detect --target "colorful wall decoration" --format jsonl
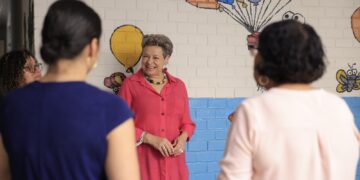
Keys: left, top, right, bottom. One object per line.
{"left": 186, "top": 0, "right": 292, "bottom": 50}
{"left": 336, "top": 63, "right": 360, "bottom": 93}
{"left": 104, "top": 25, "right": 144, "bottom": 93}
{"left": 282, "top": 11, "right": 305, "bottom": 23}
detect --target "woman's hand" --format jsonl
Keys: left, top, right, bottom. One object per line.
{"left": 144, "top": 133, "right": 174, "bottom": 157}
{"left": 172, "top": 132, "right": 188, "bottom": 156}
{"left": 228, "top": 111, "right": 235, "bottom": 122}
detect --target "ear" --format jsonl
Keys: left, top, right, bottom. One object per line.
{"left": 164, "top": 56, "right": 170, "bottom": 65}
{"left": 89, "top": 38, "right": 99, "bottom": 59}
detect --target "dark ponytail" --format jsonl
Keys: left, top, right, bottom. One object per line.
{"left": 40, "top": 0, "right": 101, "bottom": 64}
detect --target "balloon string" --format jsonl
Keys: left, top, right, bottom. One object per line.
{"left": 258, "top": 0, "right": 292, "bottom": 31}
{"left": 259, "top": 0, "right": 282, "bottom": 27}
{"left": 220, "top": 4, "right": 252, "bottom": 32}
{"left": 258, "top": 0, "right": 272, "bottom": 30}
{"left": 234, "top": 2, "right": 250, "bottom": 26}
{"left": 253, "top": 5, "right": 257, "bottom": 30}
{"left": 254, "top": 0, "right": 266, "bottom": 31}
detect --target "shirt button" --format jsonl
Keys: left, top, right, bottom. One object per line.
{"left": 161, "top": 112, "right": 165, "bottom": 116}
{"left": 161, "top": 129, "right": 165, "bottom": 132}
{"left": 161, "top": 97, "right": 164, "bottom": 101}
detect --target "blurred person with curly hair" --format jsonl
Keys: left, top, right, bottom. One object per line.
{"left": 0, "top": 50, "right": 42, "bottom": 97}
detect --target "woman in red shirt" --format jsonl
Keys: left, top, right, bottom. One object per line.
{"left": 119, "top": 34, "right": 196, "bottom": 180}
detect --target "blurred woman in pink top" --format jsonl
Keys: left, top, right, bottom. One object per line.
{"left": 218, "top": 20, "right": 360, "bottom": 180}
{"left": 119, "top": 34, "right": 196, "bottom": 180}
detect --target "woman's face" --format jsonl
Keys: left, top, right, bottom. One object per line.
{"left": 23, "top": 57, "right": 42, "bottom": 85}
{"left": 141, "top": 46, "right": 169, "bottom": 77}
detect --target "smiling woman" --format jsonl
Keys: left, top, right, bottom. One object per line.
{"left": 118, "top": 34, "right": 196, "bottom": 180}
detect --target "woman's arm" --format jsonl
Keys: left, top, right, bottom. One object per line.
{"left": 172, "top": 82, "right": 195, "bottom": 155}
{"left": 0, "top": 134, "right": 11, "bottom": 180}
{"left": 218, "top": 106, "right": 253, "bottom": 180}
{"left": 106, "top": 119, "right": 140, "bottom": 180}
{"left": 179, "top": 83, "right": 196, "bottom": 140}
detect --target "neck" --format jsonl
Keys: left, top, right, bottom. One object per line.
{"left": 276, "top": 83, "right": 314, "bottom": 90}
{"left": 143, "top": 71, "right": 167, "bottom": 85}
{"left": 40, "top": 59, "right": 88, "bottom": 82}
{"left": 146, "top": 72, "right": 164, "bottom": 80}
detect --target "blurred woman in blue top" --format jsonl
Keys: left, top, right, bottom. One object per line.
{"left": 0, "top": 1, "right": 140, "bottom": 180}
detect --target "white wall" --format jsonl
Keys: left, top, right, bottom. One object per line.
{"left": 34, "top": 0, "right": 360, "bottom": 97}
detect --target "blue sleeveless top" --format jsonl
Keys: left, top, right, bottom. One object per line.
{"left": 0, "top": 81, "right": 133, "bottom": 180}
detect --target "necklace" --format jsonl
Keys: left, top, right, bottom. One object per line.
{"left": 144, "top": 73, "right": 167, "bottom": 85}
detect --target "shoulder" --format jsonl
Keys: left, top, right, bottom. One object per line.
{"left": 166, "top": 72, "right": 185, "bottom": 87}
{"left": 86, "top": 84, "right": 128, "bottom": 106}
{"left": 126, "top": 70, "right": 143, "bottom": 81}
{"left": 319, "top": 90, "right": 352, "bottom": 112}
{"left": 238, "top": 93, "right": 266, "bottom": 110}
{"left": 121, "top": 71, "right": 143, "bottom": 86}
{"left": 2, "top": 83, "right": 35, "bottom": 104}
{"left": 320, "top": 90, "right": 347, "bottom": 103}
{"left": 83, "top": 84, "right": 132, "bottom": 120}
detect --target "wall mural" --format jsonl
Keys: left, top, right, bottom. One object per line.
{"left": 334, "top": 7, "right": 360, "bottom": 94}
{"left": 103, "top": 25, "right": 144, "bottom": 93}
{"left": 282, "top": 10, "right": 305, "bottom": 23}
{"left": 186, "top": 0, "right": 292, "bottom": 50}
{"left": 336, "top": 63, "right": 360, "bottom": 93}
{"left": 352, "top": 7, "right": 360, "bottom": 42}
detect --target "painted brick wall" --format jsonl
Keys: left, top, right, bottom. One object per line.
{"left": 186, "top": 97, "right": 360, "bottom": 180}
{"left": 34, "top": 0, "right": 360, "bottom": 97}
{"left": 32, "top": 0, "right": 360, "bottom": 178}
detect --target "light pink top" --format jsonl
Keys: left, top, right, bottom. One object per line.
{"left": 218, "top": 88, "right": 360, "bottom": 180}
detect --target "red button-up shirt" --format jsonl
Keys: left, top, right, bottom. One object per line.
{"left": 118, "top": 70, "right": 196, "bottom": 180}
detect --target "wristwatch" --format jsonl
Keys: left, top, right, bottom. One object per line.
{"left": 136, "top": 131, "right": 147, "bottom": 146}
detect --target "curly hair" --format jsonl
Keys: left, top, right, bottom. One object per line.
{"left": 256, "top": 20, "right": 325, "bottom": 84}
{"left": 142, "top": 34, "right": 173, "bottom": 58}
{"left": 0, "top": 50, "right": 34, "bottom": 97}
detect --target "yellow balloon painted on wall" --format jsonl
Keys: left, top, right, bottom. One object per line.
{"left": 110, "top": 25, "right": 143, "bottom": 73}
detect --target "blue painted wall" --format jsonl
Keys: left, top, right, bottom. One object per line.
{"left": 186, "top": 97, "right": 360, "bottom": 180}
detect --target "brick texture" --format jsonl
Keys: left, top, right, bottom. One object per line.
{"left": 185, "top": 98, "right": 360, "bottom": 180}
{"left": 33, "top": 0, "right": 360, "bottom": 178}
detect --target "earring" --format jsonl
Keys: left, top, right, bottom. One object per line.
{"left": 86, "top": 57, "right": 97, "bottom": 70}
{"left": 257, "top": 76, "right": 269, "bottom": 87}
{"left": 92, "top": 61, "right": 98, "bottom": 69}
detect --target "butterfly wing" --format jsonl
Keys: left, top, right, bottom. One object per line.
{"left": 336, "top": 69, "right": 347, "bottom": 84}
{"left": 354, "top": 72, "right": 360, "bottom": 90}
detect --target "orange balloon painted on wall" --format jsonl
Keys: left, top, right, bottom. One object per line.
{"left": 352, "top": 7, "right": 360, "bottom": 42}
{"left": 110, "top": 25, "right": 144, "bottom": 73}
{"left": 186, "top": 0, "right": 220, "bottom": 9}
